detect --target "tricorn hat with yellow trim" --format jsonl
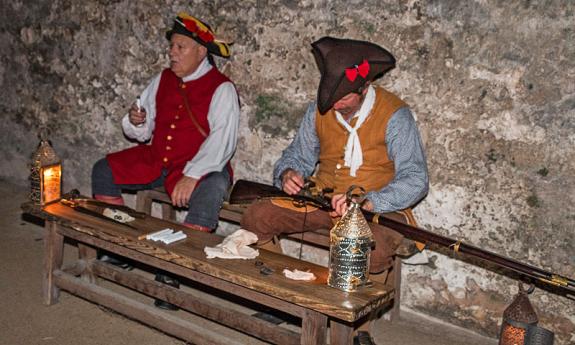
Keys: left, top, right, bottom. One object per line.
{"left": 311, "top": 37, "right": 395, "bottom": 114}
{"left": 166, "top": 12, "right": 231, "bottom": 58}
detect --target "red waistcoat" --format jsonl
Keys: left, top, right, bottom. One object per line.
{"left": 107, "top": 67, "right": 231, "bottom": 195}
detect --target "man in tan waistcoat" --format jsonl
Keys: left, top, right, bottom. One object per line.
{"left": 241, "top": 37, "right": 429, "bottom": 343}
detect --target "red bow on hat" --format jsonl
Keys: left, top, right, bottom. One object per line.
{"left": 345, "top": 59, "right": 370, "bottom": 82}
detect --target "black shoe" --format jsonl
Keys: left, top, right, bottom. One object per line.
{"left": 154, "top": 299, "right": 179, "bottom": 311}
{"left": 353, "top": 331, "right": 376, "bottom": 345}
{"left": 98, "top": 253, "right": 134, "bottom": 271}
{"left": 154, "top": 273, "right": 179, "bottom": 311}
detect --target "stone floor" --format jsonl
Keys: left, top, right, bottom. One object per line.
{"left": 1, "top": 179, "right": 497, "bottom": 345}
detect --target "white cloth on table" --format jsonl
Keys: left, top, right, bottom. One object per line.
{"left": 282, "top": 269, "right": 316, "bottom": 281}
{"left": 204, "top": 229, "right": 259, "bottom": 259}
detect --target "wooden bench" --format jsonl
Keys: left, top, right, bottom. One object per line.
{"left": 135, "top": 186, "right": 403, "bottom": 320}
{"left": 23, "top": 199, "right": 395, "bottom": 345}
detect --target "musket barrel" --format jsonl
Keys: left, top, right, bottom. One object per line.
{"left": 369, "top": 212, "right": 575, "bottom": 293}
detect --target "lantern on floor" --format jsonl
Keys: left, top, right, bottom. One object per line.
{"left": 30, "top": 136, "right": 62, "bottom": 206}
{"left": 499, "top": 284, "right": 554, "bottom": 345}
{"left": 328, "top": 186, "right": 374, "bottom": 292}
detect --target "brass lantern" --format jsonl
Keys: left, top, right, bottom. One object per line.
{"left": 499, "top": 284, "right": 554, "bottom": 345}
{"left": 327, "top": 186, "right": 373, "bottom": 292}
{"left": 30, "top": 137, "right": 62, "bottom": 206}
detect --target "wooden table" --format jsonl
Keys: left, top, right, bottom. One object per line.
{"left": 23, "top": 199, "right": 394, "bottom": 345}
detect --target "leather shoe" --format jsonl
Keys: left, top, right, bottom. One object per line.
{"left": 353, "top": 331, "right": 376, "bottom": 345}
{"left": 98, "top": 253, "right": 134, "bottom": 271}
{"left": 395, "top": 238, "right": 418, "bottom": 258}
{"left": 154, "top": 273, "right": 179, "bottom": 311}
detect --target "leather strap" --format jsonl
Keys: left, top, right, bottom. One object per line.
{"left": 177, "top": 82, "right": 208, "bottom": 138}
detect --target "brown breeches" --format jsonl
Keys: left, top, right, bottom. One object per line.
{"left": 240, "top": 200, "right": 403, "bottom": 273}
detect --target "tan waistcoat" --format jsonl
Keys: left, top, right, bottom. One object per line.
{"left": 312, "top": 87, "right": 407, "bottom": 195}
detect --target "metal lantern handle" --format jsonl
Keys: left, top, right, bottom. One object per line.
{"left": 519, "top": 282, "right": 536, "bottom": 295}
{"left": 345, "top": 185, "right": 366, "bottom": 206}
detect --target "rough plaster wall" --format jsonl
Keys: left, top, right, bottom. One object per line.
{"left": 1, "top": 0, "right": 573, "bottom": 343}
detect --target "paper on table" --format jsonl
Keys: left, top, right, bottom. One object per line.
{"left": 103, "top": 208, "right": 135, "bottom": 223}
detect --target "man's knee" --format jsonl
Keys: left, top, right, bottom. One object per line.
{"left": 91, "top": 158, "right": 120, "bottom": 196}
{"left": 198, "top": 170, "right": 230, "bottom": 196}
{"left": 240, "top": 201, "right": 277, "bottom": 234}
{"left": 92, "top": 158, "right": 110, "bottom": 179}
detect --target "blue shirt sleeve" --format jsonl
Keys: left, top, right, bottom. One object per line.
{"left": 273, "top": 102, "right": 320, "bottom": 188}
{"left": 365, "top": 107, "right": 429, "bottom": 213}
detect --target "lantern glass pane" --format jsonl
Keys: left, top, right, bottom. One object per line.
{"left": 41, "top": 164, "right": 62, "bottom": 205}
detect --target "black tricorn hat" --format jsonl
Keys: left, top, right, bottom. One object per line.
{"left": 311, "top": 37, "right": 396, "bottom": 114}
{"left": 165, "top": 12, "right": 231, "bottom": 58}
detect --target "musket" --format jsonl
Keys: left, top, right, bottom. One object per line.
{"left": 60, "top": 198, "right": 139, "bottom": 230}
{"left": 228, "top": 179, "right": 575, "bottom": 295}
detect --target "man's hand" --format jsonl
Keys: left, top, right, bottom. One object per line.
{"left": 329, "top": 194, "right": 375, "bottom": 217}
{"left": 281, "top": 169, "right": 305, "bottom": 195}
{"left": 329, "top": 194, "right": 348, "bottom": 217}
{"left": 128, "top": 102, "right": 146, "bottom": 126}
{"left": 171, "top": 176, "right": 198, "bottom": 207}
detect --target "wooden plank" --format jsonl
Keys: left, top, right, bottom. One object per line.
{"left": 329, "top": 320, "right": 354, "bottom": 345}
{"left": 78, "top": 243, "right": 97, "bottom": 283}
{"left": 52, "top": 269, "right": 244, "bottom": 345}
{"left": 218, "top": 207, "right": 242, "bottom": 223}
{"left": 43, "top": 221, "right": 63, "bottom": 305}
{"left": 135, "top": 190, "right": 154, "bottom": 214}
{"left": 55, "top": 224, "right": 307, "bottom": 318}
{"left": 300, "top": 309, "right": 327, "bottom": 345}
{"left": 61, "top": 261, "right": 86, "bottom": 276}
{"left": 391, "top": 257, "right": 402, "bottom": 321}
{"left": 92, "top": 261, "right": 300, "bottom": 345}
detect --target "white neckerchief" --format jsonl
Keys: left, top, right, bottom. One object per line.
{"left": 334, "top": 85, "right": 376, "bottom": 177}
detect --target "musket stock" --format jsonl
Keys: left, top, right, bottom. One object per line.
{"left": 229, "top": 179, "right": 575, "bottom": 295}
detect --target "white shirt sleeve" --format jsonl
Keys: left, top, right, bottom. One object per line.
{"left": 121, "top": 73, "right": 161, "bottom": 142}
{"left": 182, "top": 81, "right": 240, "bottom": 179}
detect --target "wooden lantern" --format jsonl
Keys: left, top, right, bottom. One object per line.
{"left": 30, "top": 139, "right": 62, "bottom": 206}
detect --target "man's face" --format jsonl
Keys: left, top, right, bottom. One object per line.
{"left": 169, "top": 33, "right": 207, "bottom": 78}
{"left": 332, "top": 88, "right": 366, "bottom": 118}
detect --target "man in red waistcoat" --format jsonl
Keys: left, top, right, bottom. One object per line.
{"left": 91, "top": 13, "right": 239, "bottom": 310}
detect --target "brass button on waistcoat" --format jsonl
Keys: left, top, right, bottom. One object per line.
{"left": 166, "top": 146, "right": 171, "bottom": 151}
{"left": 167, "top": 135, "right": 172, "bottom": 140}
{"left": 170, "top": 124, "right": 176, "bottom": 129}
{"left": 163, "top": 157, "right": 168, "bottom": 163}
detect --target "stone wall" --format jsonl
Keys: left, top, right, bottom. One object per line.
{"left": 2, "top": 1, "right": 573, "bottom": 343}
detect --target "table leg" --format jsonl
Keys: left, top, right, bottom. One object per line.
{"left": 43, "top": 220, "right": 64, "bottom": 305}
{"left": 301, "top": 309, "right": 327, "bottom": 345}
{"left": 329, "top": 320, "right": 354, "bottom": 345}
{"left": 78, "top": 243, "right": 97, "bottom": 283}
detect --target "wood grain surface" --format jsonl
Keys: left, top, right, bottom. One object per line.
{"left": 26, "top": 200, "right": 393, "bottom": 322}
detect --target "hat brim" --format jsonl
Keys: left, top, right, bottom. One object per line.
{"left": 166, "top": 24, "right": 230, "bottom": 58}
{"left": 312, "top": 37, "right": 395, "bottom": 114}
{"left": 317, "top": 60, "right": 394, "bottom": 114}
